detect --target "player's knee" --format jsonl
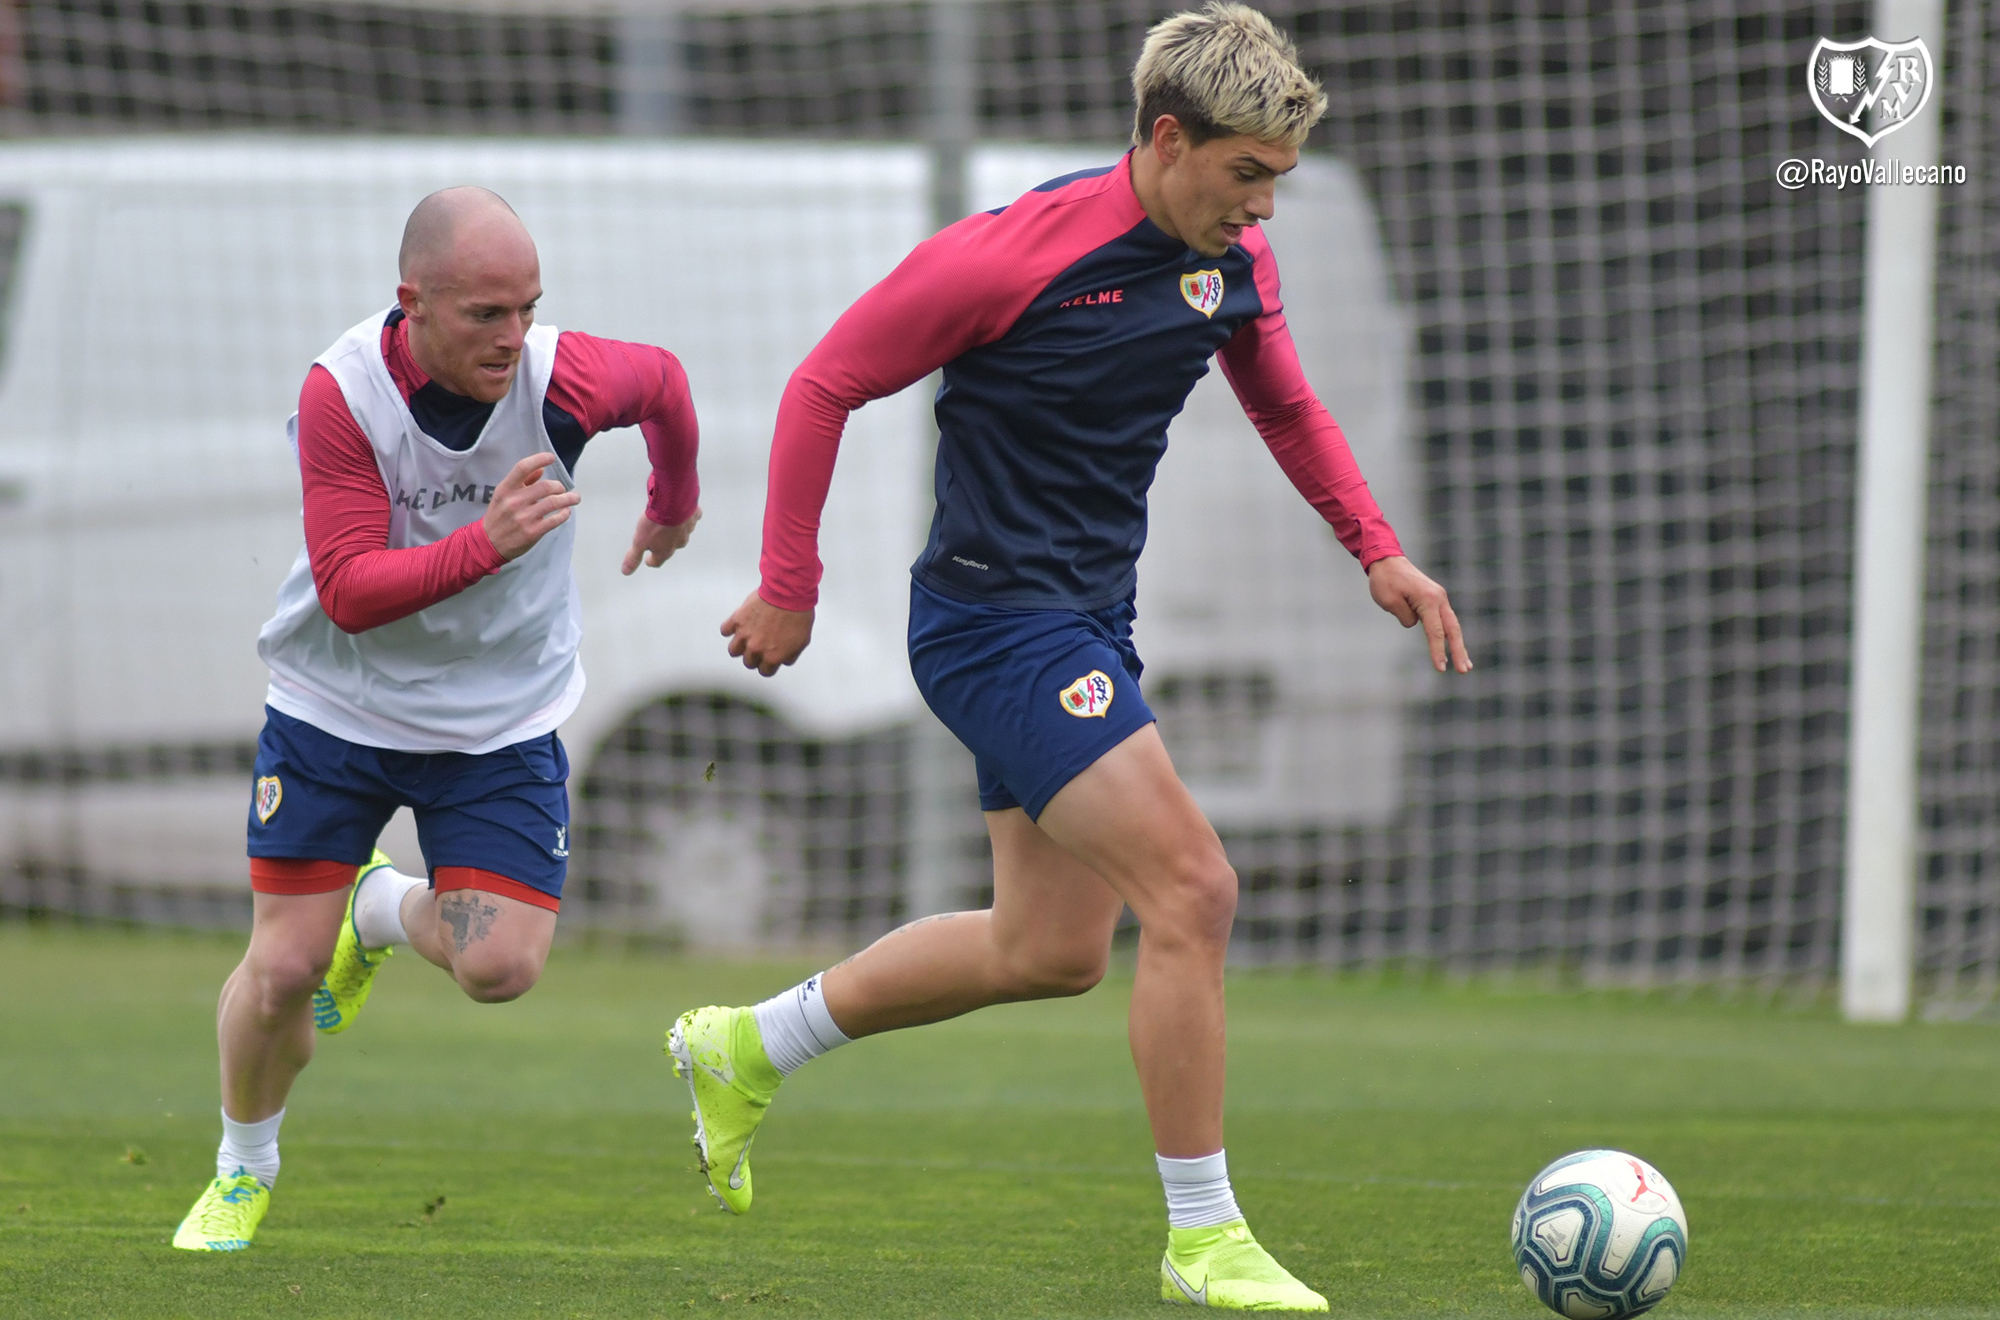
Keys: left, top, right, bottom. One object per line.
{"left": 1001, "top": 945, "right": 1109, "bottom": 999}
{"left": 1147, "top": 855, "right": 1239, "bottom": 950}
{"left": 246, "top": 945, "right": 333, "bottom": 1012}
{"left": 453, "top": 953, "right": 543, "bottom": 1004}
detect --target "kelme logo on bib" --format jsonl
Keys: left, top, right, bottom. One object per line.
{"left": 1179, "top": 269, "right": 1224, "bottom": 318}
{"left": 254, "top": 776, "right": 283, "bottom": 824}
{"left": 1060, "top": 670, "right": 1114, "bottom": 718}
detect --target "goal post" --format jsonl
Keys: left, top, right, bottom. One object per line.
{"left": 1841, "top": 0, "right": 1947, "bottom": 1022}
{"left": 905, "top": 0, "right": 983, "bottom": 922}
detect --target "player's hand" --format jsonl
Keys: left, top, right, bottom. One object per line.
{"left": 621, "top": 507, "right": 701, "bottom": 575}
{"left": 720, "top": 590, "right": 814, "bottom": 677}
{"left": 1367, "top": 555, "right": 1472, "bottom": 674}
{"left": 483, "top": 453, "right": 580, "bottom": 561}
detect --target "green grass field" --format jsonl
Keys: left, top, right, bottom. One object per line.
{"left": 2, "top": 925, "right": 1998, "bottom": 1320}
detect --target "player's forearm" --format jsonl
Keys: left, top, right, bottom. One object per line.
{"left": 311, "top": 523, "right": 506, "bottom": 633}
{"left": 641, "top": 400, "right": 700, "bottom": 526}
{"left": 756, "top": 373, "right": 849, "bottom": 612}
{"left": 1246, "top": 397, "right": 1404, "bottom": 568}
{"left": 1218, "top": 295, "right": 1403, "bottom": 569}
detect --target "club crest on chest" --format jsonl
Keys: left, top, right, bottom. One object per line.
{"left": 1179, "top": 269, "right": 1225, "bottom": 318}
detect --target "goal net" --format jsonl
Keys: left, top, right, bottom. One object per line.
{"left": 3, "top": 0, "right": 1997, "bottom": 1007}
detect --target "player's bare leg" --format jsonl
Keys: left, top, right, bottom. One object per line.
{"left": 177, "top": 889, "right": 347, "bottom": 1250}
{"left": 668, "top": 790, "right": 1127, "bottom": 1213}
{"left": 217, "top": 889, "right": 349, "bottom": 1123}
{"left": 1029, "top": 725, "right": 1233, "bottom": 1157}
{"left": 819, "top": 810, "right": 1126, "bottom": 1034}
{"left": 819, "top": 724, "right": 1229, "bottom": 1154}
{"left": 400, "top": 885, "right": 557, "bottom": 1003}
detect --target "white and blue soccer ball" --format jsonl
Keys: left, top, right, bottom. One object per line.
{"left": 1511, "top": 1149, "right": 1688, "bottom": 1319}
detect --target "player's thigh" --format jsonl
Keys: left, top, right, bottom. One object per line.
{"left": 908, "top": 582, "right": 1154, "bottom": 823}
{"left": 986, "top": 807, "right": 1125, "bottom": 980}
{"left": 241, "top": 888, "right": 352, "bottom": 999}
{"left": 1032, "top": 723, "right": 1233, "bottom": 929}
{"left": 413, "top": 731, "right": 571, "bottom": 915}
{"left": 429, "top": 880, "right": 558, "bottom": 979}
{"left": 247, "top": 707, "right": 403, "bottom": 871}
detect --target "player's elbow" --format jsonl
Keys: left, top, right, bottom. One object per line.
{"left": 315, "top": 582, "right": 392, "bottom": 634}
{"left": 1247, "top": 397, "right": 1328, "bottom": 448}
{"left": 325, "top": 609, "right": 372, "bottom": 636}
{"left": 781, "top": 359, "right": 866, "bottom": 429}
{"left": 656, "top": 346, "right": 691, "bottom": 402}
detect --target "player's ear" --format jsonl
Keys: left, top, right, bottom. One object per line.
{"left": 1150, "top": 113, "right": 1186, "bottom": 166}
{"left": 395, "top": 280, "right": 423, "bottom": 322}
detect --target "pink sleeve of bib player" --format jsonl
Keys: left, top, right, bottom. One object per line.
{"left": 1218, "top": 228, "right": 1405, "bottom": 571}
{"left": 546, "top": 330, "right": 701, "bottom": 527}
{"left": 757, "top": 171, "right": 1149, "bottom": 612}
{"left": 297, "top": 333, "right": 700, "bottom": 634}
{"left": 297, "top": 365, "right": 506, "bottom": 635}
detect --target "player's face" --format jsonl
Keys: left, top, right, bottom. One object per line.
{"left": 1166, "top": 134, "right": 1298, "bottom": 256}
{"left": 398, "top": 222, "right": 543, "bottom": 404}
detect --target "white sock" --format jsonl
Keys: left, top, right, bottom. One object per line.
{"left": 750, "top": 972, "right": 852, "bottom": 1076}
{"left": 217, "top": 1108, "right": 284, "bottom": 1188}
{"left": 1158, "top": 1150, "right": 1244, "bottom": 1229}
{"left": 351, "top": 866, "right": 426, "bottom": 947}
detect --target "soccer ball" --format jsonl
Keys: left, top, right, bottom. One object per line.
{"left": 1511, "top": 1149, "right": 1688, "bottom": 1319}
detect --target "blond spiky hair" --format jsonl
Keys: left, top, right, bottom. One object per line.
{"left": 1130, "top": 2, "right": 1326, "bottom": 149}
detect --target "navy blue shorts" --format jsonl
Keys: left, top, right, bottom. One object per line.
{"left": 907, "top": 579, "right": 1157, "bottom": 819}
{"left": 246, "top": 706, "right": 570, "bottom": 903}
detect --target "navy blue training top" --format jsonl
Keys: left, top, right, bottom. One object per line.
{"left": 758, "top": 154, "right": 1402, "bottom": 613}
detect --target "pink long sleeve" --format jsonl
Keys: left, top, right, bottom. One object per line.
{"left": 545, "top": 330, "right": 700, "bottom": 527}
{"left": 758, "top": 182, "right": 1146, "bottom": 612}
{"left": 1218, "top": 229, "right": 1404, "bottom": 570}
{"left": 298, "top": 323, "right": 700, "bottom": 634}
{"left": 758, "top": 221, "right": 1022, "bottom": 611}
{"left": 297, "top": 364, "right": 505, "bottom": 634}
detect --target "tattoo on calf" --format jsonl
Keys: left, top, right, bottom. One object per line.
{"left": 439, "top": 893, "right": 500, "bottom": 953}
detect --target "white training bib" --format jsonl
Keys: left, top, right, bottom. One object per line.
{"left": 257, "top": 307, "right": 584, "bottom": 754}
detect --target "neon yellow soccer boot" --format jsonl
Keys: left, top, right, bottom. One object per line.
{"left": 666, "top": 1005, "right": 783, "bottom": 1214}
{"left": 312, "top": 848, "right": 396, "bottom": 1034}
{"left": 1160, "top": 1221, "right": 1329, "bottom": 1311}
{"left": 172, "top": 1173, "right": 270, "bottom": 1251}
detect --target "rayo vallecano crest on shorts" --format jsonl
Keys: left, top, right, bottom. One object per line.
{"left": 1807, "top": 36, "right": 1933, "bottom": 148}
{"left": 254, "top": 775, "right": 282, "bottom": 823}
{"left": 1179, "top": 269, "right": 1224, "bottom": 319}
{"left": 1059, "top": 670, "right": 1114, "bottom": 718}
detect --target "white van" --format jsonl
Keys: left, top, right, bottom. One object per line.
{"left": 0, "top": 138, "right": 1421, "bottom": 941}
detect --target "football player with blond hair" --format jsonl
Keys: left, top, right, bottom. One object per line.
{"left": 674, "top": 5, "right": 1468, "bottom": 1308}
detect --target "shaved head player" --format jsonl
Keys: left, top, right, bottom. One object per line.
{"left": 173, "top": 187, "right": 703, "bottom": 1251}
{"left": 669, "top": 5, "right": 1469, "bottom": 1310}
